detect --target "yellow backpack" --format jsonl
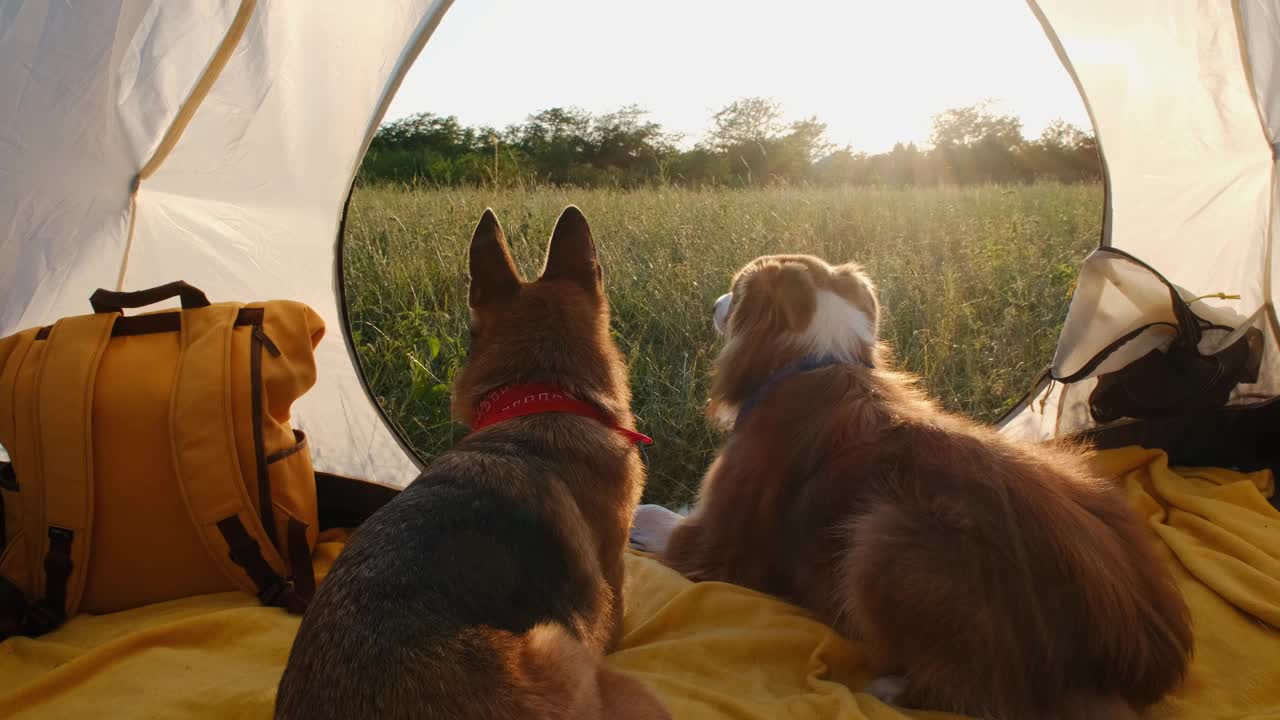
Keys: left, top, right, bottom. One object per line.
{"left": 0, "top": 281, "right": 325, "bottom": 637}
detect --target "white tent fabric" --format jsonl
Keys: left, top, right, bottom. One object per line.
{"left": 1001, "top": 0, "right": 1280, "bottom": 440}
{"left": 0, "top": 0, "right": 453, "bottom": 486}
{"left": 0, "top": 1, "right": 1275, "bottom": 486}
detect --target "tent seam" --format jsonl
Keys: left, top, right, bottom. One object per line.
{"left": 115, "top": 0, "right": 259, "bottom": 292}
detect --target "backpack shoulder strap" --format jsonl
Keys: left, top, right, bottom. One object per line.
{"left": 170, "top": 304, "right": 306, "bottom": 614}
{"left": 32, "top": 313, "right": 117, "bottom": 626}
{"left": 0, "top": 327, "right": 41, "bottom": 599}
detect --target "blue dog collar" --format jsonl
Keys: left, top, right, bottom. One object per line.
{"left": 735, "top": 353, "right": 873, "bottom": 426}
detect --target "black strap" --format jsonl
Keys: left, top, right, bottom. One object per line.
{"left": 89, "top": 281, "right": 211, "bottom": 314}
{"left": 41, "top": 527, "right": 73, "bottom": 619}
{"left": 0, "top": 526, "right": 74, "bottom": 639}
{"left": 286, "top": 517, "right": 316, "bottom": 601}
{"left": 0, "top": 577, "right": 26, "bottom": 639}
{"left": 215, "top": 516, "right": 306, "bottom": 615}
{"left": 0, "top": 463, "right": 12, "bottom": 556}
{"left": 249, "top": 325, "right": 277, "bottom": 547}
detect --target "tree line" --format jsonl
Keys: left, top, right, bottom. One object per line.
{"left": 357, "top": 97, "right": 1100, "bottom": 188}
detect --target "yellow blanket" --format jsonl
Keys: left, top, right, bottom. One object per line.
{"left": 2, "top": 447, "right": 1277, "bottom": 719}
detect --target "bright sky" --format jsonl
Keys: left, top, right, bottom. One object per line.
{"left": 386, "top": 0, "right": 1090, "bottom": 154}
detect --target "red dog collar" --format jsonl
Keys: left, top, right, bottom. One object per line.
{"left": 471, "top": 383, "right": 653, "bottom": 446}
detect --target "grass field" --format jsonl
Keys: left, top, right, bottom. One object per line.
{"left": 342, "top": 183, "right": 1102, "bottom": 506}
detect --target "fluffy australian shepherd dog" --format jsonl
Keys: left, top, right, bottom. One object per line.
{"left": 276, "top": 208, "right": 668, "bottom": 720}
{"left": 661, "top": 254, "right": 1193, "bottom": 720}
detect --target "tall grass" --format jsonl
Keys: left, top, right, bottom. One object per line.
{"left": 342, "top": 183, "right": 1101, "bottom": 505}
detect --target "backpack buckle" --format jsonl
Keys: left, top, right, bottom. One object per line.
{"left": 256, "top": 577, "right": 287, "bottom": 606}
{"left": 21, "top": 601, "right": 63, "bottom": 636}
{"left": 256, "top": 577, "right": 306, "bottom": 614}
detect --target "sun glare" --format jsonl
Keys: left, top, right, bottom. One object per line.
{"left": 387, "top": 0, "right": 1088, "bottom": 152}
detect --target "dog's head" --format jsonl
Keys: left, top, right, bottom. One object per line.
{"left": 451, "top": 206, "right": 629, "bottom": 426}
{"left": 708, "top": 254, "right": 880, "bottom": 425}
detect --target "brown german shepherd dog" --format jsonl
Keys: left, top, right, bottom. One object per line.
{"left": 276, "top": 208, "right": 668, "bottom": 720}
{"left": 662, "top": 254, "right": 1192, "bottom": 720}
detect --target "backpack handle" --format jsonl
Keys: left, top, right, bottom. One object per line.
{"left": 90, "top": 281, "right": 211, "bottom": 314}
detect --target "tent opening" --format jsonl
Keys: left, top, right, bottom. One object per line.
{"left": 338, "top": 0, "right": 1104, "bottom": 507}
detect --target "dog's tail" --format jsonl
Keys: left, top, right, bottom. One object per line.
{"left": 514, "top": 624, "right": 671, "bottom": 720}
{"left": 1067, "top": 504, "right": 1194, "bottom": 710}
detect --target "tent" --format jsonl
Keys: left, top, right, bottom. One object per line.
{"left": 3, "top": 4, "right": 1280, "bottom": 719}
{"left": 1, "top": 0, "right": 1277, "bottom": 495}
{"left": 998, "top": 0, "right": 1280, "bottom": 472}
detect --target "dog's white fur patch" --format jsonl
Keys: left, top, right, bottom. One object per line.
{"left": 864, "top": 675, "right": 908, "bottom": 704}
{"left": 713, "top": 293, "right": 732, "bottom": 335}
{"left": 629, "top": 504, "right": 686, "bottom": 553}
{"left": 801, "top": 289, "right": 876, "bottom": 361}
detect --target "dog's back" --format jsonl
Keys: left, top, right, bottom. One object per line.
{"left": 276, "top": 453, "right": 652, "bottom": 719}
{"left": 276, "top": 477, "right": 567, "bottom": 718}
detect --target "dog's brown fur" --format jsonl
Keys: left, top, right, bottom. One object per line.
{"left": 276, "top": 208, "right": 668, "bottom": 720}
{"left": 663, "top": 254, "right": 1193, "bottom": 720}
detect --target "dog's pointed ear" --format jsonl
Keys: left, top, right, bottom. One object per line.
{"left": 539, "top": 206, "right": 602, "bottom": 293}
{"left": 469, "top": 208, "right": 522, "bottom": 307}
{"left": 768, "top": 263, "right": 818, "bottom": 332}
